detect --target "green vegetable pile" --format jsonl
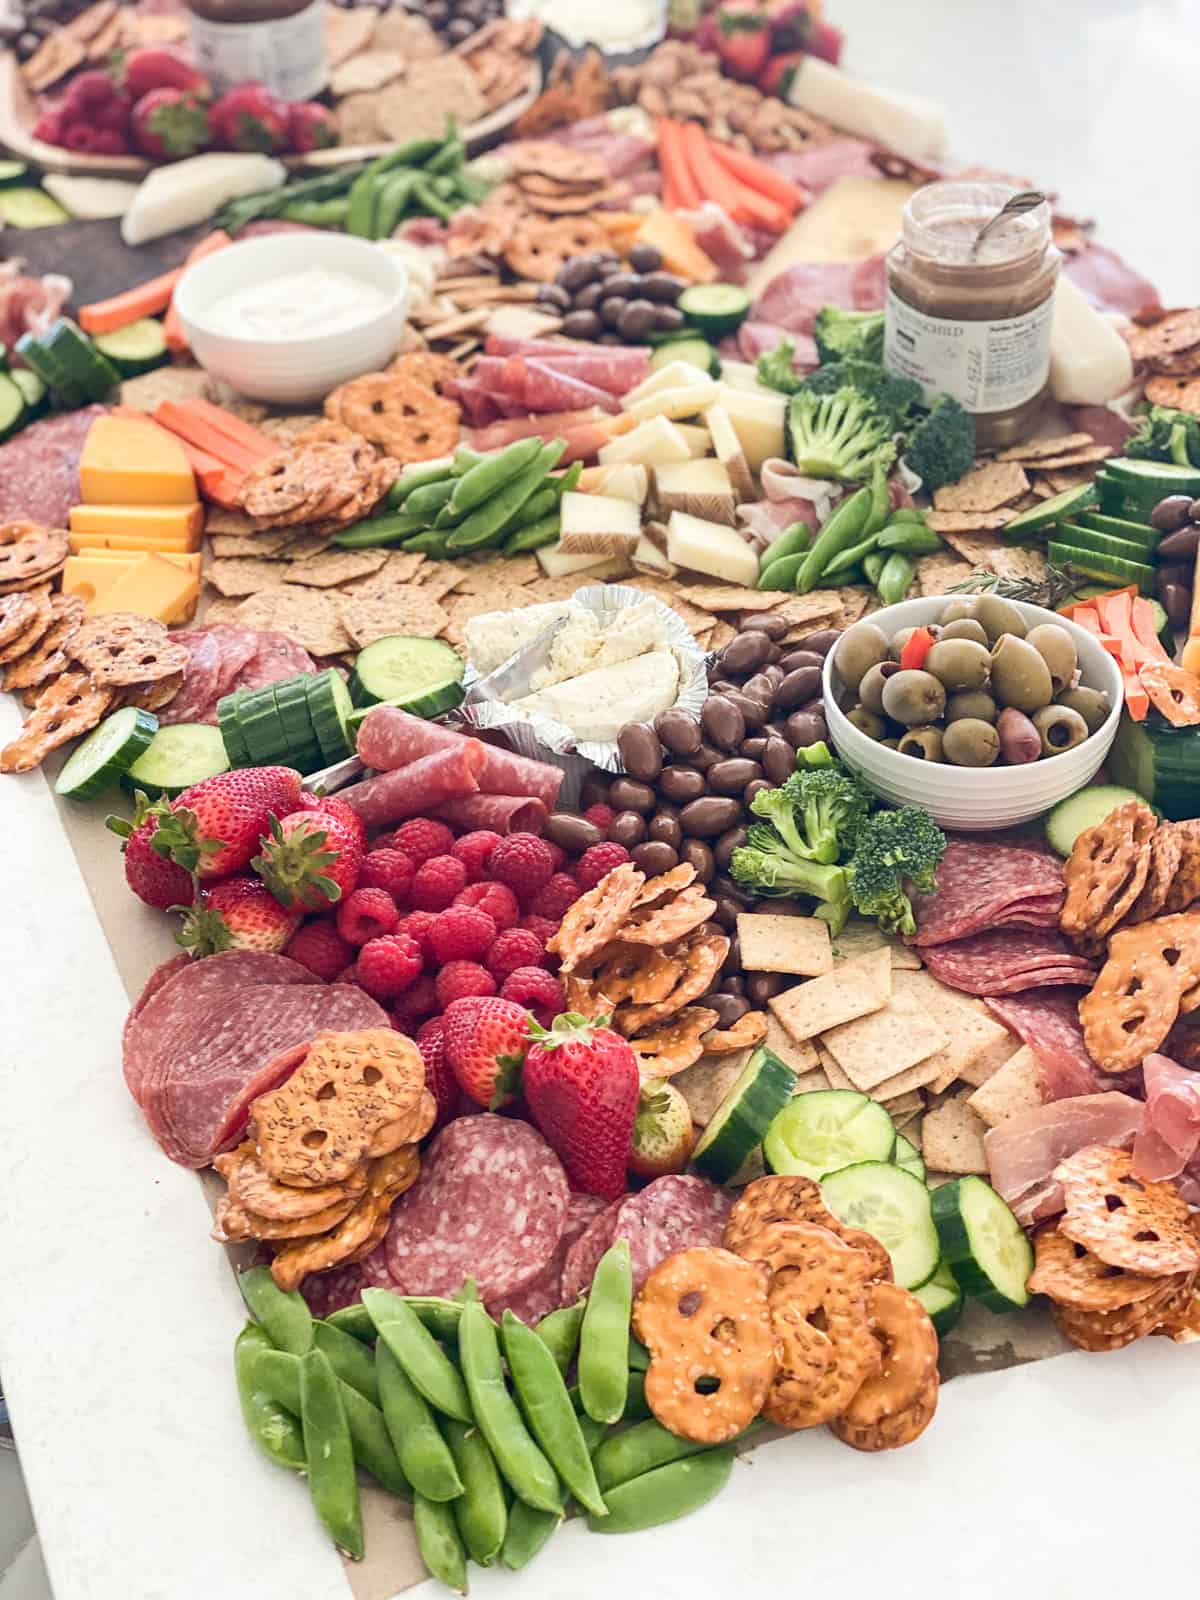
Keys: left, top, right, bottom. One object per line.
{"left": 1125, "top": 404, "right": 1200, "bottom": 468}
{"left": 730, "top": 741, "right": 947, "bottom": 935}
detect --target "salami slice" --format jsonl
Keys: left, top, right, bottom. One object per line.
{"left": 485, "top": 336, "right": 648, "bottom": 363}
{"left": 356, "top": 708, "right": 564, "bottom": 810}
{"left": 487, "top": 1191, "right": 607, "bottom": 1324}
{"left": 433, "top": 795, "right": 548, "bottom": 836}
{"left": 235, "top": 631, "right": 316, "bottom": 691}
{"left": 613, "top": 1176, "right": 733, "bottom": 1293}
{"left": 470, "top": 408, "right": 605, "bottom": 452}
{"left": 158, "top": 628, "right": 223, "bottom": 726}
{"left": 505, "top": 357, "right": 620, "bottom": 415}
{"left": 205, "top": 624, "right": 262, "bottom": 699}
{"left": 0, "top": 405, "right": 104, "bottom": 525}
{"left": 922, "top": 927, "right": 1096, "bottom": 998}
{"left": 911, "top": 840, "right": 1064, "bottom": 948}
{"left": 559, "top": 1199, "right": 623, "bottom": 1306}
{"left": 383, "top": 1114, "right": 569, "bottom": 1301}
{"left": 986, "top": 988, "right": 1101, "bottom": 1100}
{"left": 301, "top": 1263, "right": 366, "bottom": 1320}
{"left": 340, "top": 740, "right": 487, "bottom": 827}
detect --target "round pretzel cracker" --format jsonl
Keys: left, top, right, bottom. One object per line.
{"left": 507, "top": 140, "right": 608, "bottom": 185}
{"left": 0, "top": 521, "right": 68, "bottom": 588}
{"left": 633, "top": 863, "right": 697, "bottom": 910}
{"left": 1139, "top": 662, "right": 1200, "bottom": 727}
{"left": 0, "top": 668, "right": 113, "bottom": 773}
{"left": 593, "top": 944, "right": 687, "bottom": 1007}
{"left": 1165, "top": 821, "right": 1200, "bottom": 913}
{"left": 388, "top": 350, "right": 461, "bottom": 395}
{"left": 1028, "top": 1221, "right": 1165, "bottom": 1311}
{"left": 270, "top": 1185, "right": 398, "bottom": 1290}
{"left": 1127, "top": 822, "right": 1184, "bottom": 925}
{"left": 1060, "top": 800, "right": 1157, "bottom": 940}
{"left": 702, "top": 1010, "right": 769, "bottom": 1056}
{"left": 4, "top": 593, "right": 84, "bottom": 691}
{"left": 619, "top": 883, "right": 718, "bottom": 946}
{"left": 1054, "top": 1145, "right": 1200, "bottom": 1276}
{"left": 326, "top": 372, "right": 460, "bottom": 463}
{"left": 633, "top": 1245, "right": 776, "bottom": 1444}
{"left": 70, "top": 612, "right": 189, "bottom": 688}
{"left": 615, "top": 929, "right": 730, "bottom": 1036}
{"left": 629, "top": 1007, "right": 720, "bottom": 1078}
{"left": 725, "top": 1174, "right": 894, "bottom": 1284}
{"left": 829, "top": 1370, "right": 938, "bottom": 1451}
{"left": 0, "top": 584, "right": 50, "bottom": 652}
{"left": 1144, "top": 374, "right": 1200, "bottom": 415}
{"left": 214, "top": 1189, "right": 358, "bottom": 1243}
{"left": 1127, "top": 309, "right": 1200, "bottom": 364}
{"left": 215, "top": 1140, "right": 366, "bottom": 1222}
{"left": 840, "top": 1282, "right": 938, "bottom": 1428}
{"left": 1053, "top": 1274, "right": 1195, "bottom": 1351}
{"left": 504, "top": 215, "right": 611, "bottom": 282}
{"left": 1080, "top": 913, "right": 1200, "bottom": 1071}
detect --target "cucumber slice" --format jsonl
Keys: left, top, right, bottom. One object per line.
{"left": 648, "top": 337, "right": 719, "bottom": 376}
{"left": 237, "top": 692, "right": 292, "bottom": 764}
{"left": 1058, "top": 522, "right": 1158, "bottom": 566}
{"left": 677, "top": 283, "right": 752, "bottom": 335}
{"left": 93, "top": 317, "right": 168, "bottom": 377}
{"left": 218, "top": 691, "right": 251, "bottom": 768}
{"left": 914, "top": 1260, "right": 964, "bottom": 1335}
{"left": 691, "top": 1046, "right": 798, "bottom": 1183}
{"left": 1047, "top": 541, "right": 1155, "bottom": 593}
{"left": 15, "top": 329, "right": 85, "bottom": 407}
{"left": 1074, "top": 512, "right": 1159, "bottom": 550}
{"left": 0, "top": 160, "right": 27, "bottom": 185}
{"left": 1001, "top": 481, "right": 1097, "bottom": 540}
{"left": 0, "top": 186, "right": 68, "bottom": 228}
{"left": 1104, "top": 456, "right": 1200, "bottom": 497}
{"left": 1044, "top": 783, "right": 1143, "bottom": 856}
{"left": 120, "top": 722, "right": 230, "bottom": 799}
{"left": 763, "top": 1089, "right": 896, "bottom": 1182}
{"left": 820, "top": 1161, "right": 940, "bottom": 1290}
{"left": 11, "top": 367, "right": 47, "bottom": 418}
{"left": 349, "top": 635, "right": 465, "bottom": 714}
{"left": 43, "top": 318, "right": 121, "bottom": 402}
{"left": 54, "top": 706, "right": 157, "bottom": 799}
{"left": 892, "top": 1132, "right": 925, "bottom": 1182}
{"left": 306, "top": 668, "right": 355, "bottom": 764}
{"left": 0, "top": 372, "right": 24, "bottom": 440}
{"left": 272, "top": 676, "right": 323, "bottom": 772}
{"left": 930, "top": 1174, "right": 1033, "bottom": 1311}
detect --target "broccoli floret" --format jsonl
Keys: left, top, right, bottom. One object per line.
{"left": 731, "top": 833, "right": 851, "bottom": 933}
{"left": 799, "top": 359, "right": 923, "bottom": 435}
{"left": 845, "top": 806, "right": 947, "bottom": 937}
{"left": 756, "top": 338, "right": 805, "bottom": 395}
{"left": 904, "top": 395, "right": 975, "bottom": 491}
{"left": 750, "top": 767, "right": 872, "bottom": 865}
{"left": 813, "top": 306, "right": 886, "bottom": 366}
{"left": 786, "top": 387, "right": 896, "bottom": 482}
{"left": 1126, "top": 405, "right": 1200, "bottom": 468}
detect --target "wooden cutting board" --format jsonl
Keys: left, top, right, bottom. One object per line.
{"left": 2, "top": 216, "right": 209, "bottom": 307}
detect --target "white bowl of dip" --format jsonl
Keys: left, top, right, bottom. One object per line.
{"left": 173, "top": 233, "right": 410, "bottom": 405}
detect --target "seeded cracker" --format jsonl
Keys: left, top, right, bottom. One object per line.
{"left": 210, "top": 531, "right": 291, "bottom": 559}
{"left": 206, "top": 558, "right": 287, "bottom": 598}
{"left": 921, "top": 1095, "right": 989, "bottom": 1175}
{"left": 1126, "top": 309, "right": 1200, "bottom": 365}
{"left": 916, "top": 551, "right": 973, "bottom": 596}
{"left": 995, "top": 432, "right": 1096, "bottom": 462}
{"left": 1145, "top": 375, "right": 1200, "bottom": 416}
{"left": 337, "top": 593, "right": 451, "bottom": 648}
{"left": 233, "top": 590, "right": 350, "bottom": 657}
{"left": 282, "top": 549, "right": 389, "bottom": 589}
{"left": 329, "top": 48, "right": 405, "bottom": 97}
{"left": 937, "top": 535, "right": 1046, "bottom": 585}
{"left": 453, "top": 554, "right": 541, "bottom": 594}
{"left": 932, "top": 461, "right": 1029, "bottom": 513}
{"left": 924, "top": 510, "right": 1015, "bottom": 535}
{"left": 681, "top": 585, "right": 784, "bottom": 613}
{"left": 1012, "top": 445, "right": 1113, "bottom": 470}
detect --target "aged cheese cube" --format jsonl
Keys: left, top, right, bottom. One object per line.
{"left": 653, "top": 458, "right": 736, "bottom": 526}
{"left": 68, "top": 501, "right": 204, "bottom": 547}
{"left": 558, "top": 491, "right": 642, "bottom": 556}
{"left": 79, "top": 416, "right": 196, "bottom": 505}
{"left": 626, "top": 375, "right": 720, "bottom": 424}
{"left": 83, "top": 552, "right": 201, "bottom": 622}
{"left": 713, "top": 386, "right": 786, "bottom": 472}
{"left": 666, "top": 510, "right": 758, "bottom": 586}
{"left": 598, "top": 415, "right": 693, "bottom": 468}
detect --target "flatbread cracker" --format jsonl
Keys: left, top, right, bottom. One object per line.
{"left": 337, "top": 592, "right": 451, "bottom": 649}
{"left": 233, "top": 589, "right": 350, "bottom": 657}
{"left": 995, "top": 433, "right": 1096, "bottom": 462}
{"left": 206, "top": 558, "right": 287, "bottom": 598}
{"left": 763, "top": 1014, "right": 821, "bottom": 1076}
{"left": 916, "top": 551, "right": 973, "bottom": 596}
{"left": 767, "top": 947, "right": 891, "bottom": 1043}
{"left": 937, "top": 536, "right": 1047, "bottom": 585}
{"left": 932, "top": 461, "right": 1029, "bottom": 513}
{"left": 921, "top": 1095, "right": 990, "bottom": 1175}
{"left": 891, "top": 969, "right": 1010, "bottom": 1094}
{"left": 736, "top": 914, "right": 832, "bottom": 978}
{"left": 282, "top": 549, "right": 389, "bottom": 589}
{"left": 819, "top": 988, "right": 948, "bottom": 1092}
{"left": 966, "top": 1045, "right": 1044, "bottom": 1127}
{"left": 924, "top": 510, "right": 1015, "bottom": 535}
{"left": 330, "top": 48, "right": 406, "bottom": 97}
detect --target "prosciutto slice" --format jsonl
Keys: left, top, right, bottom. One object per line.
{"left": 763, "top": 138, "right": 879, "bottom": 194}
{"left": 752, "top": 261, "right": 863, "bottom": 334}
{"left": 985, "top": 988, "right": 1101, "bottom": 1100}
{"left": 1132, "top": 1054, "right": 1200, "bottom": 1181}
{"left": 984, "top": 1092, "right": 1144, "bottom": 1224}
{"left": 736, "top": 321, "right": 818, "bottom": 367}
{"left": 1064, "top": 243, "right": 1160, "bottom": 318}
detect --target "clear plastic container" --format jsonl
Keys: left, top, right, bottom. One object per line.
{"left": 185, "top": 0, "right": 326, "bottom": 100}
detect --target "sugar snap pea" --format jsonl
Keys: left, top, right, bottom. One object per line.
{"left": 578, "top": 1238, "right": 632, "bottom": 1425}
{"left": 593, "top": 1418, "right": 761, "bottom": 1493}
{"left": 458, "top": 1301, "right": 559, "bottom": 1513}
{"left": 239, "top": 1267, "right": 313, "bottom": 1356}
{"left": 452, "top": 448, "right": 486, "bottom": 474}
{"left": 552, "top": 460, "right": 583, "bottom": 499}
{"left": 876, "top": 550, "right": 917, "bottom": 606}
{"left": 300, "top": 1348, "right": 363, "bottom": 1560}
{"left": 443, "top": 1417, "right": 507, "bottom": 1566}
{"left": 401, "top": 530, "right": 452, "bottom": 556}
{"left": 446, "top": 441, "right": 565, "bottom": 552}
{"left": 404, "top": 477, "right": 459, "bottom": 519}
{"left": 621, "top": 1369, "right": 650, "bottom": 1421}
{"left": 533, "top": 1300, "right": 584, "bottom": 1375}
{"left": 425, "top": 127, "right": 463, "bottom": 175}
{"left": 889, "top": 507, "right": 925, "bottom": 524}
{"left": 502, "top": 514, "right": 560, "bottom": 555}
{"left": 501, "top": 1311, "right": 606, "bottom": 1516}
{"left": 759, "top": 519, "right": 811, "bottom": 570}
{"left": 333, "top": 510, "right": 427, "bottom": 548}
{"left": 234, "top": 1323, "right": 305, "bottom": 1472}
{"left": 863, "top": 551, "right": 885, "bottom": 585}
{"left": 282, "top": 197, "right": 350, "bottom": 227}
{"left": 326, "top": 1303, "right": 376, "bottom": 1342}
{"left": 314, "top": 1320, "right": 379, "bottom": 1406}
{"left": 756, "top": 552, "right": 807, "bottom": 591}
{"left": 362, "top": 1288, "right": 472, "bottom": 1422}
{"left": 863, "top": 454, "right": 893, "bottom": 537}
{"left": 373, "top": 170, "right": 420, "bottom": 239}
{"left": 414, "top": 1493, "right": 468, "bottom": 1594}
{"left": 876, "top": 521, "right": 942, "bottom": 554}
{"left": 449, "top": 436, "right": 545, "bottom": 517}
{"left": 627, "top": 1335, "right": 650, "bottom": 1373}
{"left": 823, "top": 530, "right": 882, "bottom": 580}
{"left": 586, "top": 1447, "right": 735, "bottom": 1534}
{"left": 499, "top": 1497, "right": 562, "bottom": 1572}
{"left": 510, "top": 484, "right": 558, "bottom": 530}
{"left": 411, "top": 175, "right": 457, "bottom": 222}
{"left": 376, "top": 1340, "right": 464, "bottom": 1503}
{"left": 388, "top": 457, "right": 456, "bottom": 507}
{"left": 795, "top": 484, "right": 871, "bottom": 593}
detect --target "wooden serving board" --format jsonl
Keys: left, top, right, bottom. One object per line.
{"left": 2, "top": 215, "right": 207, "bottom": 306}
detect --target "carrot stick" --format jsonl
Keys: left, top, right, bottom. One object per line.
{"left": 706, "top": 138, "right": 808, "bottom": 213}
{"left": 163, "top": 231, "right": 232, "bottom": 353}
{"left": 177, "top": 396, "right": 276, "bottom": 459}
{"left": 79, "top": 277, "right": 177, "bottom": 335}
{"left": 658, "top": 119, "right": 701, "bottom": 210}
{"left": 679, "top": 121, "right": 748, "bottom": 221}
{"left": 154, "top": 401, "right": 267, "bottom": 474}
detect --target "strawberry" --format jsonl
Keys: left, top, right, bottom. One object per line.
{"left": 757, "top": 47, "right": 804, "bottom": 99}
{"left": 442, "top": 995, "right": 531, "bottom": 1109}
{"left": 522, "top": 1012, "right": 639, "bottom": 1200}
{"left": 177, "top": 874, "right": 301, "bottom": 955}
{"left": 114, "top": 804, "right": 195, "bottom": 910}
{"left": 252, "top": 803, "right": 364, "bottom": 911}
{"left": 628, "top": 1080, "right": 695, "bottom": 1179}
{"left": 113, "top": 767, "right": 302, "bottom": 883}
{"left": 714, "top": 5, "right": 772, "bottom": 81}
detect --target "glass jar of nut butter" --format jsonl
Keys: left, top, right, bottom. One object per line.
{"left": 883, "top": 181, "right": 1060, "bottom": 450}
{"left": 185, "top": 0, "right": 327, "bottom": 101}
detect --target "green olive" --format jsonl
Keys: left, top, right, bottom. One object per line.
{"left": 939, "top": 598, "right": 976, "bottom": 625}
{"left": 971, "top": 594, "right": 1028, "bottom": 642}
{"left": 846, "top": 704, "right": 887, "bottom": 739}
{"left": 897, "top": 725, "right": 944, "bottom": 761}
{"left": 859, "top": 660, "right": 901, "bottom": 715}
{"left": 938, "top": 618, "right": 989, "bottom": 645}
{"left": 880, "top": 668, "right": 947, "bottom": 727}
{"left": 1055, "top": 685, "right": 1112, "bottom": 734}
{"left": 924, "top": 638, "right": 991, "bottom": 692}
{"left": 832, "top": 622, "right": 889, "bottom": 693}
{"left": 945, "top": 689, "right": 997, "bottom": 724}
{"left": 1033, "top": 704, "right": 1090, "bottom": 756}
{"left": 989, "top": 633, "right": 1053, "bottom": 713}
{"left": 1024, "top": 624, "right": 1078, "bottom": 695}
{"left": 889, "top": 624, "right": 941, "bottom": 662}
{"left": 942, "top": 717, "right": 1001, "bottom": 767}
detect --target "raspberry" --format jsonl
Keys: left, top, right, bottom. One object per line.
{"left": 435, "top": 960, "right": 496, "bottom": 1008}
{"left": 336, "top": 886, "right": 399, "bottom": 946}
{"left": 500, "top": 966, "right": 564, "bottom": 1027}
{"left": 355, "top": 933, "right": 423, "bottom": 1000}
{"left": 430, "top": 905, "right": 497, "bottom": 963}
{"left": 454, "top": 880, "right": 519, "bottom": 932}
{"left": 520, "top": 914, "right": 558, "bottom": 945}
{"left": 390, "top": 973, "right": 439, "bottom": 1033}
{"left": 396, "top": 910, "right": 438, "bottom": 964}
{"left": 411, "top": 854, "right": 468, "bottom": 911}
{"left": 284, "top": 918, "right": 355, "bottom": 981}
{"left": 584, "top": 804, "right": 615, "bottom": 831}
{"left": 358, "top": 848, "right": 415, "bottom": 903}
{"left": 529, "top": 871, "right": 582, "bottom": 921}
{"left": 486, "top": 927, "right": 545, "bottom": 984}
{"left": 543, "top": 841, "right": 567, "bottom": 875}
{"left": 391, "top": 818, "right": 455, "bottom": 867}
{"left": 452, "top": 830, "right": 502, "bottom": 882}
{"left": 415, "top": 1016, "right": 458, "bottom": 1128}
{"left": 575, "top": 841, "right": 631, "bottom": 892}
{"left": 488, "top": 833, "right": 555, "bottom": 904}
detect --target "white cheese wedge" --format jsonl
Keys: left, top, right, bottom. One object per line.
{"left": 704, "top": 403, "right": 755, "bottom": 502}
{"left": 714, "top": 386, "right": 786, "bottom": 473}
{"left": 624, "top": 359, "right": 711, "bottom": 407}
{"left": 529, "top": 599, "right": 666, "bottom": 692}
{"left": 788, "top": 58, "right": 948, "bottom": 162}
{"left": 633, "top": 535, "right": 677, "bottom": 578}
{"left": 673, "top": 423, "right": 712, "bottom": 458}
{"left": 1049, "top": 275, "right": 1135, "bottom": 405}
{"left": 627, "top": 376, "right": 720, "bottom": 423}
{"left": 514, "top": 649, "right": 680, "bottom": 743}
{"left": 666, "top": 510, "right": 759, "bottom": 586}
{"left": 558, "top": 491, "right": 642, "bottom": 556}
{"left": 535, "top": 545, "right": 629, "bottom": 581}
{"left": 717, "top": 360, "right": 775, "bottom": 395}
{"left": 598, "top": 414, "right": 693, "bottom": 467}
{"left": 597, "top": 463, "right": 649, "bottom": 504}
{"left": 653, "top": 458, "right": 736, "bottom": 525}
{"left": 465, "top": 599, "right": 575, "bottom": 674}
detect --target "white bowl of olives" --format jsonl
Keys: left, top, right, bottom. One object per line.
{"left": 822, "top": 593, "right": 1125, "bottom": 830}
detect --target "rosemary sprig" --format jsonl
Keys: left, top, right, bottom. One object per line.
{"left": 946, "top": 559, "right": 1080, "bottom": 611}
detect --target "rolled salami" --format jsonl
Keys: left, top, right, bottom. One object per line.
{"left": 356, "top": 708, "right": 564, "bottom": 810}
{"left": 339, "top": 739, "right": 487, "bottom": 828}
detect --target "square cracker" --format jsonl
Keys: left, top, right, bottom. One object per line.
{"left": 995, "top": 432, "right": 1095, "bottom": 462}
{"left": 891, "top": 969, "right": 1010, "bottom": 1093}
{"left": 967, "top": 1045, "right": 1044, "bottom": 1127}
{"left": 233, "top": 589, "right": 350, "bottom": 657}
{"left": 768, "top": 947, "right": 891, "bottom": 1043}
{"left": 921, "top": 1094, "right": 990, "bottom": 1175}
{"left": 958, "top": 1027, "right": 1022, "bottom": 1088}
{"left": 681, "top": 585, "right": 783, "bottom": 613}
{"left": 282, "top": 549, "right": 389, "bottom": 589}
{"left": 814, "top": 1043, "right": 938, "bottom": 1102}
{"left": 820, "top": 987, "right": 948, "bottom": 1092}
{"left": 791, "top": 1067, "right": 833, "bottom": 1095}
{"left": 830, "top": 918, "right": 922, "bottom": 971}
{"left": 206, "top": 558, "right": 286, "bottom": 597}
{"left": 916, "top": 551, "right": 973, "bottom": 596}
{"left": 924, "top": 510, "right": 1014, "bottom": 535}
{"left": 932, "top": 462, "right": 1029, "bottom": 514}
{"left": 763, "top": 1014, "right": 821, "bottom": 1075}
{"left": 737, "top": 913, "right": 832, "bottom": 977}
{"left": 881, "top": 1089, "right": 924, "bottom": 1116}
{"left": 336, "top": 591, "right": 450, "bottom": 649}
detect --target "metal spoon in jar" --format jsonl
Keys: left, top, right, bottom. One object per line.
{"left": 971, "top": 190, "right": 1046, "bottom": 256}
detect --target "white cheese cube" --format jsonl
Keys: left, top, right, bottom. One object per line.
{"left": 598, "top": 415, "right": 693, "bottom": 467}
{"left": 535, "top": 544, "right": 629, "bottom": 580}
{"left": 1050, "top": 276, "right": 1135, "bottom": 405}
{"left": 558, "top": 491, "right": 642, "bottom": 556}
{"left": 627, "top": 376, "right": 720, "bottom": 423}
{"left": 704, "top": 403, "right": 755, "bottom": 501}
{"left": 666, "top": 510, "right": 759, "bottom": 586}
{"left": 713, "top": 386, "right": 786, "bottom": 473}
{"left": 673, "top": 423, "right": 712, "bottom": 457}
{"left": 653, "top": 458, "right": 736, "bottom": 525}
{"left": 624, "top": 359, "right": 710, "bottom": 407}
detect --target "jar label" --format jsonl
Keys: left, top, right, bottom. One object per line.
{"left": 189, "top": 0, "right": 326, "bottom": 101}
{"left": 883, "top": 286, "right": 1055, "bottom": 415}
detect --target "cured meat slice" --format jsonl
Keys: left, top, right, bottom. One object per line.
{"left": 1065, "top": 405, "right": 1136, "bottom": 452}
{"left": 1064, "top": 243, "right": 1160, "bottom": 318}
{"left": 433, "top": 795, "right": 548, "bottom": 835}
{"left": 559, "top": 1199, "right": 623, "bottom": 1306}
{"left": 158, "top": 628, "right": 222, "bottom": 726}
{"left": 911, "top": 840, "right": 1064, "bottom": 947}
{"left": 612, "top": 1175, "right": 733, "bottom": 1293}
{"left": 470, "top": 408, "right": 605, "bottom": 451}
{"left": 356, "top": 708, "right": 564, "bottom": 810}
{"left": 0, "top": 404, "right": 105, "bottom": 525}
{"left": 485, "top": 335, "right": 646, "bottom": 361}
{"left": 762, "top": 138, "right": 879, "bottom": 193}
{"left": 503, "top": 357, "right": 621, "bottom": 416}
{"left": 487, "top": 1191, "right": 607, "bottom": 1324}
{"left": 922, "top": 929, "right": 1095, "bottom": 998}
{"left": 984, "top": 1092, "right": 1144, "bottom": 1225}
{"left": 1132, "top": 1054, "right": 1200, "bottom": 1182}
{"left": 300, "top": 1263, "right": 366, "bottom": 1320}
{"left": 383, "top": 1114, "right": 569, "bottom": 1301}
{"left": 850, "top": 253, "right": 887, "bottom": 310}
{"left": 205, "top": 624, "right": 262, "bottom": 700}
{"left": 985, "top": 988, "right": 1100, "bottom": 1100}
{"left": 236, "top": 631, "right": 315, "bottom": 689}
{"left": 444, "top": 376, "right": 503, "bottom": 429}
{"left": 736, "top": 321, "right": 818, "bottom": 368}
{"left": 340, "top": 739, "right": 486, "bottom": 828}
{"left": 752, "top": 262, "right": 863, "bottom": 334}
{"left": 500, "top": 351, "right": 648, "bottom": 397}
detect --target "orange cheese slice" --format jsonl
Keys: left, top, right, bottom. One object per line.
{"left": 79, "top": 416, "right": 197, "bottom": 506}
{"left": 63, "top": 552, "right": 202, "bottom": 623}
{"left": 69, "top": 501, "right": 204, "bottom": 540}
